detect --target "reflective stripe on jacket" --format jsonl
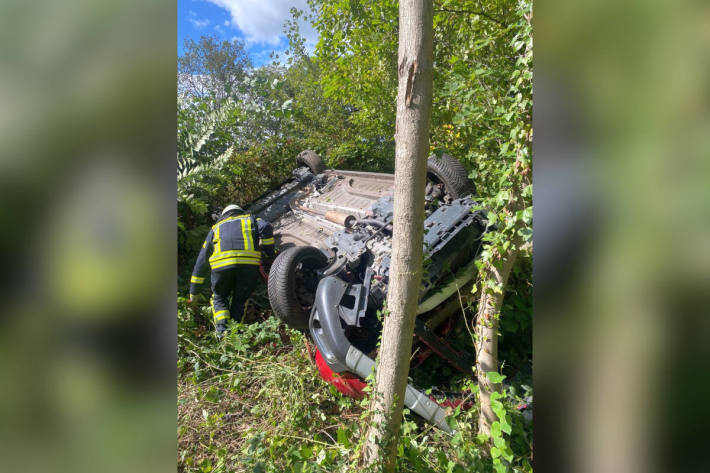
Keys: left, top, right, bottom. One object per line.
{"left": 189, "top": 211, "right": 275, "bottom": 295}
{"left": 210, "top": 214, "right": 261, "bottom": 267}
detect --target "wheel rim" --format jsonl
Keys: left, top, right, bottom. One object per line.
{"left": 425, "top": 172, "right": 454, "bottom": 207}
{"left": 294, "top": 258, "right": 323, "bottom": 310}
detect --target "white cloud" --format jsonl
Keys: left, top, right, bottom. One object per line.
{"left": 206, "top": 0, "right": 317, "bottom": 46}
{"left": 189, "top": 17, "right": 211, "bottom": 29}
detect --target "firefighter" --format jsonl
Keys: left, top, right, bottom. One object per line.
{"left": 189, "top": 204, "right": 276, "bottom": 337}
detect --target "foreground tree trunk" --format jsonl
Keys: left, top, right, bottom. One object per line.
{"left": 363, "top": 0, "right": 433, "bottom": 470}
{"left": 475, "top": 249, "right": 518, "bottom": 437}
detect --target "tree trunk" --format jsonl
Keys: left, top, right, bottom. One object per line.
{"left": 475, "top": 249, "right": 518, "bottom": 437}
{"left": 363, "top": 0, "right": 433, "bottom": 470}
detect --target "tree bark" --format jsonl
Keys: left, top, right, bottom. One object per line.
{"left": 363, "top": 0, "right": 433, "bottom": 470}
{"left": 475, "top": 249, "right": 518, "bottom": 437}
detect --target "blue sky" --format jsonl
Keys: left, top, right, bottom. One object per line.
{"left": 178, "top": 0, "right": 317, "bottom": 67}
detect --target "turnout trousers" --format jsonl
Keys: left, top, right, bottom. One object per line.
{"left": 210, "top": 264, "right": 260, "bottom": 333}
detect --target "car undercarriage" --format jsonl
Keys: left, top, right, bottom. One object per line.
{"left": 246, "top": 151, "right": 486, "bottom": 432}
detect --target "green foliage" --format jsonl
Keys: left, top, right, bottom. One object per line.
{"left": 498, "top": 254, "right": 532, "bottom": 375}
{"left": 178, "top": 303, "right": 532, "bottom": 473}
{"left": 475, "top": 378, "right": 532, "bottom": 473}
{"left": 178, "top": 35, "right": 251, "bottom": 101}
{"left": 462, "top": 0, "right": 532, "bottom": 262}
{"left": 312, "top": 0, "right": 399, "bottom": 143}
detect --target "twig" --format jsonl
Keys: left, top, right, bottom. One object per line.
{"left": 318, "top": 428, "right": 337, "bottom": 444}
{"left": 281, "top": 434, "right": 340, "bottom": 449}
{"left": 455, "top": 281, "right": 475, "bottom": 341}
{"left": 187, "top": 349, "right": 238, "bottom": 374}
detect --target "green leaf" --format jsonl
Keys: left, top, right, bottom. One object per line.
{"left": 500, "top": 418, "right": 512, "bottom": 435}
{"left": 493, "top": 461, "right": 508, "bottom": 473}
{"left": 336, "top": 427, "right": 351, "bottom": 448}
{"left": 486, "top": 371, "right": 506, "bottom": 384}
{"left": 491, "top": 421, "right": 501, "bottom": 438}
{"left": 518, "top": 227, "right": 532, "bottom": 242}
{"left": 522, "top": 207, "right": 532, "bottom": 224}
{"left": 503, "top": 445, "right": 515, "bottom": 462}
{"left": 299, "top": 446, "right": 312, "bottom": 459}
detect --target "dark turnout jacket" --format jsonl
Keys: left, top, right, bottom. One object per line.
{"left": 189, "top": 211, "right": 275, "bottom": 295}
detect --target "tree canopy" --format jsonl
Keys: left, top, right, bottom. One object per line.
{"left": 178, "top": 36, "right": 251, "bottom": 102}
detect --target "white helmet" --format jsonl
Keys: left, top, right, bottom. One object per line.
{"left": 221, "top": 204, "right": 244, "bottom": 216}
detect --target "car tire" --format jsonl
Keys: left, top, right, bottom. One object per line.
{"left": 268, "top": 246, "right": 328, "bottom": 330}
{"left": 426, "top": 153, "right": 474, "bottom": 199}
{"left": 296, "top": 150, "right": 326, "bottom": 174}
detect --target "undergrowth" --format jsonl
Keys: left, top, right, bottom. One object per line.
{"left": 178, "top": 294, "right": 532, "bottom": 472}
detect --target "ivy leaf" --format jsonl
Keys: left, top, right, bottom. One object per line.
{"left": 518, "top": 227, "right": 532, "bottom": 242}
{"left": 486, "top": 371, "right": 506, "bottom": 384}
{"left": 503, "top": 445, "right": 515, "bottom": 462}
{"left": 500, "top": 417, "right": 512, "bottom": 435}
{"left": 299, "top": 446, "right": 312, "bottom": 459}
{"left": 336, "top": 427, "right": 351, "bottom": 448}
{"left": 522, "top": 207, "right": 532, "bottom": 224}
{"left": 491, "top": 421, "right": 502, "bottom": 438}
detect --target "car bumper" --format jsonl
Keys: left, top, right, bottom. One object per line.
{"left": 309, "top": 275, "right": 453, "bottom": 434}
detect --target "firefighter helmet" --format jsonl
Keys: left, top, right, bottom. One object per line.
{"left": 221, "top": 204, "right": 244, "bottom": 216}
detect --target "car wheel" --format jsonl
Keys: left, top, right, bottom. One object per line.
{"left": 426, "top": 153, "right": 474, "bottom": 201}
{"left": 296, "top": 150, "right": 326, "bottom": 174}
{"left": 268, "top": 246, "right": 328, "bottom": 330}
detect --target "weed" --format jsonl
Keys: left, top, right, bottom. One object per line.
{"left": 178, "top": 298, "right": 532, "bottom": 472}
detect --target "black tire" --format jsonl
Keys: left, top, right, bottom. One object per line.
{"left": 267, "top": 246, "right": 328, "bottom": 330}
{"left": 296, "top": 150, "right": 326, "bottom": 174}
{"left": 426, "top": 153, "right": 474, "bottom": 199}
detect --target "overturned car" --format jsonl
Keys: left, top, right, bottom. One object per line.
{"left": 246, "top": 150, "right": 487, "bottom": 432}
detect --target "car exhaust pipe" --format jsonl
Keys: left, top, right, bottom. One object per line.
{"left": 325, "top": 210, "right": 356, "bottom": 228}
